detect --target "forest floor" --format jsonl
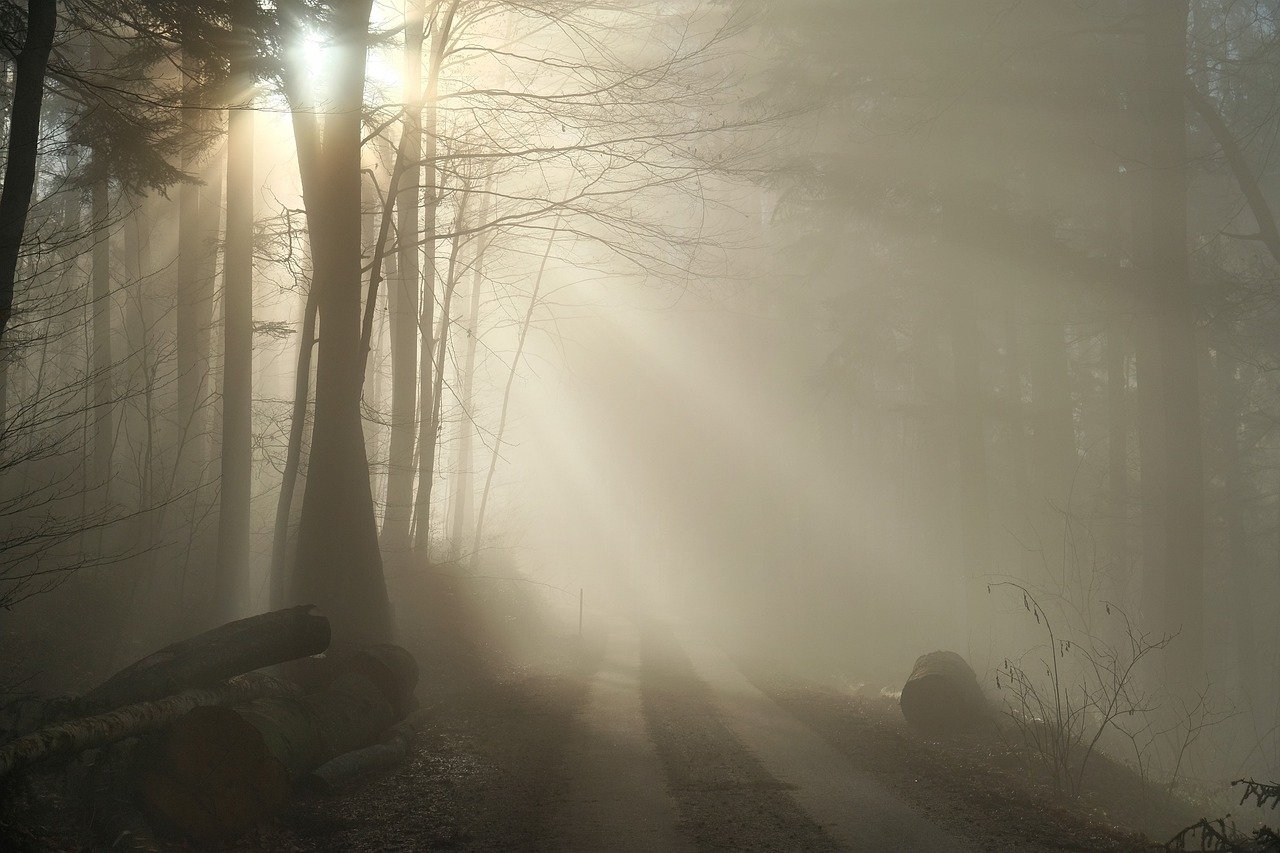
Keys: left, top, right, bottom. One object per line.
{"left": 204, "top": 621, "right": 1199, "bottom": 851}
{"left": 3, "top": 598, "right": 1214, "bottom": 851}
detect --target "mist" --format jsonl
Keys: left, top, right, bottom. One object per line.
{"left": 1, "top": 1, "right": 1278, "bottom": 850}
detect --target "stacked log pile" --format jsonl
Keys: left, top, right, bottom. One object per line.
{"left": 0, "top": 607, "right": 422, "bottom": 845}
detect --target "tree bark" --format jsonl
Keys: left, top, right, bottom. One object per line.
{"left": 269, "top": 291, "right": 317, "bottom": 608}
{"left": 449, "top": 202, "right": 490, "bottom": 554}
{"left": 1184, "top": 80, "right": 1280, "bottom": 265}
{"left": 0, "top": 673, "right": 298, "bottom": 780}
{"left": 91, "top": 177, "right": 114, "bottom": 506}
{"left": 417, "top": 183, "right": 472, "bottom": 549}
{"left": 137, "top": 645, "right": 416, "bottom": 836}
{"left": 382, "top": 0, "right": 424, "bottom": 551}
{"left": 1212, "top": 352, "right": 1257, "bottom": 695}
{"left": 412, "top": 0, "right": 462, "bottom": 555}
{"left": 291, "top": 0, "right": 391, "bottom": 645}
{"left": 176, "top": 52, "right": 216, "bottom": 486}
{"left": 0, "top": 0, "right": 57, "bottom": 343}
{"left": 215, "top": 3, "right": 257, "bottom": 623}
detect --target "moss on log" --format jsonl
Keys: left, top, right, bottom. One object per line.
{"left": 899, "top": 650, "right": 989, "bottom": 736}
{"left": 0, "top": 673, "right": 299, "bottom": 780}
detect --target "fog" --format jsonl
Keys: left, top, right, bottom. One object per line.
{"left": 2, "top": 1, "right": 1280, "bottom": 848}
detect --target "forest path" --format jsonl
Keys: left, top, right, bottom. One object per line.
{"left": 552, "top": 620, "right": 692, "bottom": 851}
{"left": 672, "top": 626, "right": 969, "bottom": 852}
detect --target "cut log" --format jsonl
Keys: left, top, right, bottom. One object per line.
{"left": 84, "top": 739, "right": 163, "bottom": 853}
{"left": 899, "top": 650, "right": 989, "bottom": 736}
{"left": 0, "top": 673, "right": 299, "bottom": 780}
{"left": 138, "top": 644, "right": 418, "bottom": 836}
{"left": 86, "top": 605, "right": 330, "bottom": 710}
{"left": 305, "top": 708, "right": 429, "bottom": 792}
{"left": 306, "top": 737, "right": 407, "bottom": 794}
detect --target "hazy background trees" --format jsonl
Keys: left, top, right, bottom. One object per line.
{"left": 2, "top": 0, "right": 1279, "bottom": 795}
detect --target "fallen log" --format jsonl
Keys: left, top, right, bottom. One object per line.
{"left": 86, "top": 605, "right": 330, "bottom": 710}
{"left": 305, "top": 708, "right": 429, "bottom": 793}
{"left": 84, "top": 739, "right": 163, "bottom": 853}
{"left": 899, "top": 650, "right": 989, "bottom": 736}
{"left": 138, "top": 644, "right": 418, "bottom": 836}
{"left": 0, "top": 672, "right": 299, "bottom": 780}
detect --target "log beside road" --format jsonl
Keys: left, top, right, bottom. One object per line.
{"left": 138, "top": 644, "right": 419, "bottom": 836}
{"left": 306, "top": 707, "right": 430, "bottom": 792}
{"left": 0, "top": 672, "right": 299, "bottom": 780}
{"left": 899, "top": 650, "right": 989, "bottom": 736}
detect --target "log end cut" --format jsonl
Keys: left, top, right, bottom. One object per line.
{"left": 137, "top": 705, "right": 290, "bottom": 837}
{"left": 899, "top": 650, "right": 989, "bottom": 737}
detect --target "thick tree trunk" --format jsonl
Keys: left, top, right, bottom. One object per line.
{"left": 382, "top": 0, "right": 424, "bottom": 551}
{"left": 292, "top": 0, "right": 391, "bottom": 645}
{"left": 87, "top": 605, "right": 330, "bottom": 709}
{"left": 1144, "top": 0, "right": 1204, "bottom": 685}
{"left": 0, "top": 0, "right": 56, "bottom": 343}
{"left": 137, "top": 645, "right": 417, "bottom": 836}
{"left": 215, "top": 13, "right": 256, "bottom": 622}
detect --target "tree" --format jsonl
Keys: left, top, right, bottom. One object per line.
{"left": 285, "top": 0, "right": 391, "bottom": 644}
{"left": 0, "top": 0, "right": 56, "bottom": 345}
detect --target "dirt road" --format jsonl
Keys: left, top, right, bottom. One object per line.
{"left": 242, "top": 618, "right": 1145, "bottom": 852}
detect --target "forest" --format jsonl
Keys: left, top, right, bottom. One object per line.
{"left": 1, "top": 0, "right": 1279, "bottom": 850}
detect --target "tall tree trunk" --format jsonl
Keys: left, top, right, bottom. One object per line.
{"left": 1212, "top": 352, "right": 1256, "bottom": 696}
{"left": 215, "top": 8, "right": 257, "bottom": 623}
{"left": 412, "top": 0, "right": 461, "bottom": 555}
{"left": 449, "top": 211, "right": 490, "bottom": 554}
{"left": 381, "top": 0, "right": 423, "bottom": 551}
{"left": 176, "top": 53, "right": 213, "bottom": 485}
{"left": 291, "top": 0, "right": 391, "bottom": 645}
{"left": 0, "top": 0, "right": 56, "bottom": 344}
{"left": 91, "top": 177, "right": 113, "bottom": 508}
{"left": 269, "top": 291, "right": 317, "bottom": 608}
{"left": 1144, "top": 0, "right": 1204, "bottom": 685}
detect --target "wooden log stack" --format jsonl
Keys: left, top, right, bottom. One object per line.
{"left": 137, "top": 645, "right": 419, "bottom": 836}
{"left": 0, "top": 607, "right": 421, "bottom": 844}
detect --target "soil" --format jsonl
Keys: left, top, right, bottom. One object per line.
{"left": 639, "top": 627, "right": 838, "bottom": 851}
